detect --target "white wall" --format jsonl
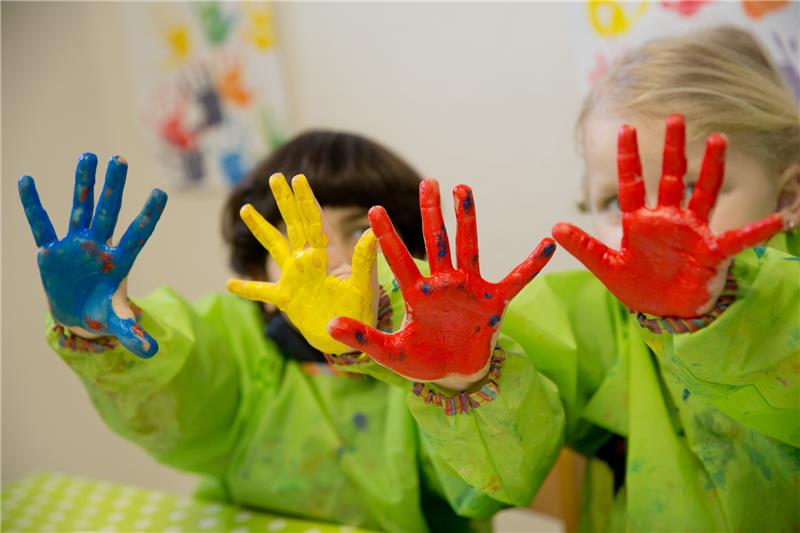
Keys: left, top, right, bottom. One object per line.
{"left": 2, "top": 2, "right": 588, "bottom": 493}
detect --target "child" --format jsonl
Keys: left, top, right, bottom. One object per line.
{"left": 19, "top": 131, "right": 560, "bottom": 532}
{"left": 308, "top": 26, "right": 797, "bottom": 531}
{"left": 500, "top": 26, "right": 798, "bottom": 531}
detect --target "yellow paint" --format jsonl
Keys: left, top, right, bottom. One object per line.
{"left": 588, "top": 0, "right": 648, "bottom": 37}
{"left": 227, "top": 174, "right": 377, "bottom": 354}
{"left": 164, "top": 23, "right": 192, "bottom": 66}
{"left": 243, "top": 5, "right": 276, "bottom": 51}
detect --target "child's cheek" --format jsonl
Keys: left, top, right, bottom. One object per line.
{"left": 594, "top": 212, "right": 623, "bottom": 249}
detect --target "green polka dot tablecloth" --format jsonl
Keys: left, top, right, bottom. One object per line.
{"left": 1, "top": 472, "right": 373, "bottom": 533}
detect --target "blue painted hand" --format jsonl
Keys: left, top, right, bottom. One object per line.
{"left": 18, "top": 153, "right": 168, "bottom": 358}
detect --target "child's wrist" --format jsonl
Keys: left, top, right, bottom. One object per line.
{"left": 635, "top": 265, "right": 738, "bottom": 334}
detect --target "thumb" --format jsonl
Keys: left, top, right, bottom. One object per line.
{"left": 328, "top": 316, "right": 392, "bottom": 362}
{"left": 107, "top": 311, "right": 158, "bottom": 358}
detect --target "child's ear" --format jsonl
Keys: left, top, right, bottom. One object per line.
{"left": 776, "top": 162, "right": 800, "bottom": 229}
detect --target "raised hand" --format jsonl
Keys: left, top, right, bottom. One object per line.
{"left": 553, "top": 114, "right": 784, "bottom": 317}
{"left": 328, "top": 178, "right": 556, "bottom": 388}
{"left": 226, "top": 174, "right": 378, "bottom": 354}
{"left": 19, "top": 154, "right": 168, "bottom": 358}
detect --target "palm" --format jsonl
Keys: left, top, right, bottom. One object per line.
{"left": 19, "top": 154, "right": 167, "bottom": 358}
{"left": 554, "top": 115, "right": 783, "bottom": 317}
{"left": 329, "top": 179, "right": 556, "bottom": 385}
{"left": 275, "top": 248, "right": 373, "bottom": 352}
{"left": 226, "top": 174, "right": 377, "bottom": 354}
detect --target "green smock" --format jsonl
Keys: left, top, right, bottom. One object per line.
{"left": 503, "top": 233, "right": 800, "bottom": 532}
{"left": 46, "top": 256, "right": 563, "bottom": 532}
{"left": 46, "top": 235, "right": 799, "bottom": 532}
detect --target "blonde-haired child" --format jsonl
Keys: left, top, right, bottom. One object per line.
{"left": 503, "top": 25, "right": 798, "bottom": 531}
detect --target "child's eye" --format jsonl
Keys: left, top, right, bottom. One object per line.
{"left": 350, "top": 226, "right": 369, "bottom": 241}
{"left": 683, "top": 182, "right": 696, "bottom": 206}
{"left": 601, "top": 195, "right": 621, "bottom": 213}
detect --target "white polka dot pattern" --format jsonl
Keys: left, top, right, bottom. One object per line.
{"left": 1, "top": 472, "right": 373, "bottom": 532}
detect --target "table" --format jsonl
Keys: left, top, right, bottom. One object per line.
{"left": 1, "top": 471, "right": 371, "bottom": 532}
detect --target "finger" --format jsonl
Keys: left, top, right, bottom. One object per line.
{"left": 368, "top": 206, "right": 422, "bottom": 292}
{"left": 349, "top": 229, "right": 378, "bottom": 290}
{"left": 69, "top": 153, "right": 97, "bottom": 233}
{"left": 715, "top": 213, "right": 784, "bottom": 258}
{"left": 419, "top": 179, "right": 452, "bottom": 274}
{"left": 18, "top": 175, "right": 57, "bottom": 247}
{"left": 292, "top": 174, "right": 328, "bottom": 249}
{"left": 226, "top": 278, "right": 287, "bottom": 308}
{"left": 657, "top": 114, "right": 687, "bottom": 208}
{"left": 107, "top": 314, "right": 158, "bottom": 359}
{"left": 269, "top": 173, "right": 306, "bottom": 251}
{"left": 688, "top": 133, "right": 726, "bottom": 222}
{"left": 617, "top": 125, "right": 646, "bottom": 212}
{"left": 453, "top": 183, "right": 480, "bottom": 274}
{"left": 327, "top": 317, "right": 392, "bottom": 360}
{"left": 116, "top": 189, "right": 168, "bottom": 274}
{"left": 239, "top": 204, "right": 290, "bottom": 267}
{"left": 497, "top": 238, "right": 556, "bottom": 301}
{"left": 552, "top": 222, "right": 620, "bottom": 283}
{"left": 90, "top": 156, "right": 128, "bottom": 242}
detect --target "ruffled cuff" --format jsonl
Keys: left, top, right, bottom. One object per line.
{"left": 635, "top": 267, "right": 737, "bottom": 334}
{"left": 409, "top": 347, "right": 505, "bottom": 416}
{"left": 50, "top": 301, "right": 144, "bottom": 354}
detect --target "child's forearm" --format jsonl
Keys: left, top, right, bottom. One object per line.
{"left": 47, "top": 287, "right": 247, "bottom": 478}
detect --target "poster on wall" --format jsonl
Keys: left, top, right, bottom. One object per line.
{"left": 570, "top": 1, "right": 799, "bottom": 102}
{"left": 121, "top": 2, "right": 289, "bottom": 189}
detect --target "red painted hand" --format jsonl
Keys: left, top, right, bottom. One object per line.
{"left": 328, "top": 178, "right": 556, "bottom": 387}
{"left": 553, "top": 114, "right": 784, "bottom": 317}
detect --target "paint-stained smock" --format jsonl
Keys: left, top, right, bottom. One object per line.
{"left": 45, "top": 235, "right": 799, "bottom": 532}
{"left": 501, "top": 233, "right": 800, "bottom": 532}
{"left": 45, "top": 256, "right": 564, "bottom": 533}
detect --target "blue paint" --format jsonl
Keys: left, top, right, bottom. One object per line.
{"left": 488, "top": 315, "right": 501, "bottom": 327}
{"left": 221, "top": 150, "right": 246, "bottom": 185}
{"left": 742, "top": 442, "right": 773, "bottom": 480}
{"left": 352, "top": 412, "right": 368, "bottom": 431}
{"left": 682, "top": 388, "right": 691, "bottom": 401}
{"left": 18, "top": 154, "right": 167, "bottom": 358}
{"left": 462, "top": 191, "right": 473, "bottom": 213}
{"left": 420, "top": 282, "right": 432, "bottom": 295}
{"left": 355, "top": 330, "right": 367, "bottom": 345}
{"left": 753, "top": 245, "right": 767, "bottom": 258}
{"left": 484, "top": 292, "right": 492, "bottom": 299}
{"left": 391, "top": 278, "right": 400, "bottom": 293}
{"left": 541, "top": 243, "right": 556, "bottom": 258}
{"left": 436, "top": 225, "right": 448, "bottom": 258}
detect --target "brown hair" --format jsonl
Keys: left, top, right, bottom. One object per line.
{"left": 223, "top": 130, "right": 425, "bottom": 278}
{"left": 577, "top": 25, "right": 800, "bottom": 209}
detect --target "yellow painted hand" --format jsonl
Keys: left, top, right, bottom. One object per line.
{"left": 226, "top": 173, "right": 378, "bottom": 354}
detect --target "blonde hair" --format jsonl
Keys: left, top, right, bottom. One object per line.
{"left": 579, "top": 25, "right": 799, "bottom": 183}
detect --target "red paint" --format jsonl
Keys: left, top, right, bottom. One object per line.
{"left": 553, "top": 115, "right": 784, "bottom": 317}
{"left": 131, "top": 324, "right": 146, "bottom": 338}
{"left": 98, "top": 252, "right": 114, "bottom": 272}
{"left": 85, "top": 316, "right": 103, "bottom": 330}
{"left": 660, "top": 0, "right": 712, "bottom": 17}
{"left": 329, "top": 179, "right": 556, "bottom": 381}
{"left": 79, "top": 186, "right": 89, "bottom": 202}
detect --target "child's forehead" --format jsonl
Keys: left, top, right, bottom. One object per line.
{"left": 582, "top": 113, "right": 710, "bottom": 186}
